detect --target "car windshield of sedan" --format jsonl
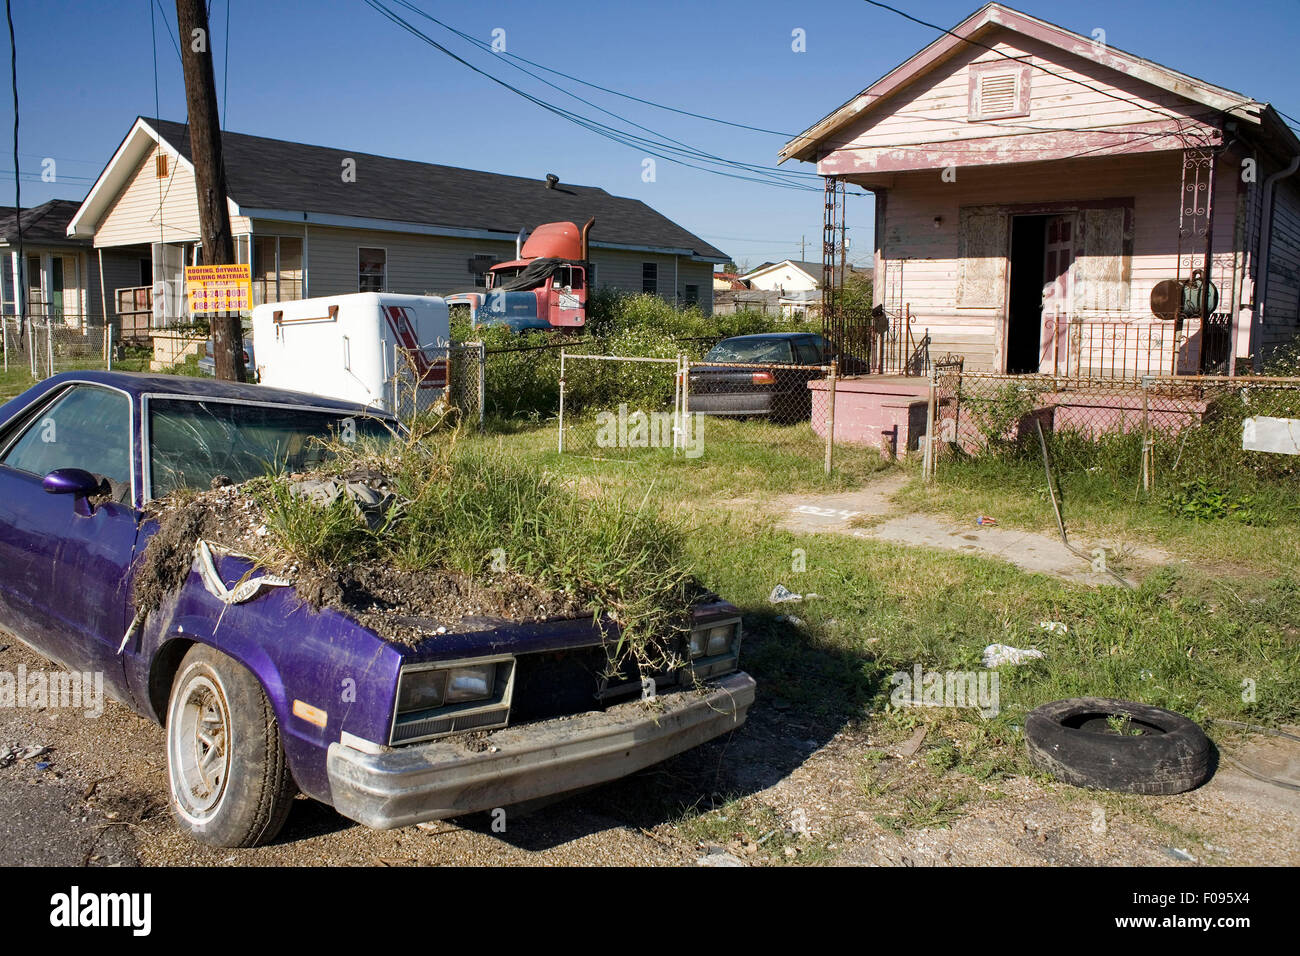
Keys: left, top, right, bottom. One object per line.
{"left": 704, "top": 338, "right": 795, "bottom": 364}
{"left": 149, "top": 398, "right": 393, "bottom": 498}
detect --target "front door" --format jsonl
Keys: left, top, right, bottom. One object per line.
{"left": 1039, "top": 214, "right": 1074, "bottom": 373}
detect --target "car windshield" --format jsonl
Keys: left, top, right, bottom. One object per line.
{"left": 148, "top": 398, "right": 393, "bottom": 498}
{"left": 704, "top": 337, "right": 794, "bottom": 363}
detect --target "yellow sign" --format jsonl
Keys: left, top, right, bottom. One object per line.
{"left": 186, "top": 263, "right": 252, "bottom": 314}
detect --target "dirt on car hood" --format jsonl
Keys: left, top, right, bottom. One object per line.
{"left": 133, "top": 475, "right": 592, "bottom": 646}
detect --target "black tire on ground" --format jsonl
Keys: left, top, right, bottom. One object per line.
{"left": 165, "top": 644, "right": 298, "bottom": 847}
{"left": 1024, "top": 697, "right": 1211, "bottom": 795}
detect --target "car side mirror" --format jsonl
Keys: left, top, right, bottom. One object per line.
{"left": 42, "top": 468, "right": 105, "bottom": 498}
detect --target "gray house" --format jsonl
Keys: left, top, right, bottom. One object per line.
{"left": 1, "top": 199, "right": 137, "bottom": 326}
{"left": 68, "top": 117, "right": 728, "bottom": 329}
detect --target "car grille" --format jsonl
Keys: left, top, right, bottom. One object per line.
{"left": 390, "top": 705, "right": 509, "bottom": 745}
{"left": 510, "top": 644, "right": 647, "bottom": 723}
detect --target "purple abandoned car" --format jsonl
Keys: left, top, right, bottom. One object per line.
{"left": 0, "top": 372, "right": 755, "bottom": 846}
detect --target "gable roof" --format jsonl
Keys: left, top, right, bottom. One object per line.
{"left": 69, "top": 118, "right": 727, "bottom": 261}
{"left": 742, "top": 259, "right": 872, "bottom": 285}
{"left": 0, "top": 200, "right": 89, "bottom": 247}
{"left": 743, "top": 259, "right": 823, "bottom": 283}
{"left": 780, "top": 2, "right": 1296, "bottom": 164}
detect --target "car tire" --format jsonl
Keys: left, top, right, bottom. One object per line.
{"left": 165, "top": 644, "right": 298, "bottom": 847}
{"left": 1024, "top": 697, "right": 1211, "bottom": 795}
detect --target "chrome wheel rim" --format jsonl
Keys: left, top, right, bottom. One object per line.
{"left": 170, "top": 674, "right": 231, "bottom": 819}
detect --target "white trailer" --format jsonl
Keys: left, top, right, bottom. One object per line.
{"left": 251, "top": 293, "right": 450, "bottom": 413}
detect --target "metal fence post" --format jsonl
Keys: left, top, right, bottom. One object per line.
{"left": 557, "top": 348, "right": 566, "bottom": 454}
{"left": 476, "top": 341, "right": 485, "bottom": 433}
{"left": 106, "top": 323, "right": 114, "bottom": 371}
{"left": 922, "top": 367, "right": 938, "bottom": 482}
{"left": 673, "top": 353, "right": 683, "bottom": 455}
{"left": 1140, "top": 375, "right": 1152, "bottom": 493}
{"left": 824, "top": 360, "right": 837, "bottom": 475}
{"left": 46, "top": 322, "right": 54, "bottom": 379}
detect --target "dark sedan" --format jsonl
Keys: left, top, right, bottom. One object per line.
{"left": 688, "top": 332, "right": 831, "bottom": 422}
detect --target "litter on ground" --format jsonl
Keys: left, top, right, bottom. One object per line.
{"left": 982, "top": 644, "right": 1046, "bottom": 667}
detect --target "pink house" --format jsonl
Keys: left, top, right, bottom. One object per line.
{"left": 782, "top": 4, "right": 1300, "bottom": 452}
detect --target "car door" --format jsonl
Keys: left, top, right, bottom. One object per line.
{"left": 0, "top": 383, "right": 140, "bottom": 695}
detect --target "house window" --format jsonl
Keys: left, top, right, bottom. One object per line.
{"left": 359, "top": 248, "right": 386, "bottom": 292}
{"left": 642, "top": 262, "right": 657, "bottom": 294}
{"left": 588, "top": 262, "right": 597, "bottom": 289}
{"left": 1, "top": 257, "right": 13, "bottom": 315}
{"left": 684, "top": 284, "right": 699, "bottom": 306}
{"left": 468, "top": 255, "right": 496, "bottom": 288}
{"left": 968, "top": 63, "right": 1030, "bottom": 121}
{"left": 253, "top": 237, "right": 304, "bottom": 305}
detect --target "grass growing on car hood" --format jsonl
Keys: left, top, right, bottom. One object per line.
{"left": 134, "top": 430, "right": 703, "bottom": 671}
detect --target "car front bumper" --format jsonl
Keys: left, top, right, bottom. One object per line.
{"left": 326, "top": 671, "right": 756, "bottom": 829}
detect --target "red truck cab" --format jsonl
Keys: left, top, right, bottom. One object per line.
{"left": 448, "top": 219, "right": 593, "bottom": 331}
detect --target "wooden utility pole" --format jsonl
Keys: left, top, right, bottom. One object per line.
{"left": 175, "top": 0, "right": 244, "bottom": 381}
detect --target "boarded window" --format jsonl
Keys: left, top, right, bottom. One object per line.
{"left": 1074, "top": 207, "right": 1131, "bottom": 312}
{"left": 956, "top": 206, "right": 1009, "bottom": 308}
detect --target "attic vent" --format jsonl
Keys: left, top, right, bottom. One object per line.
{"left": 977, "top": 74, "right": 1017, "bottom": 115}
{"left": 155, "top": 151, "right": 169, "bottom": 179}
{"left": 545, "top": 173, "right": 559, "bottom": 189}
{"left": 968, "top": 64, "right": 1029, "bottom": 121}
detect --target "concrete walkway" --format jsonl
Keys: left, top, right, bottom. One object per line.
{"left": 775, "top": 474, "right": 1168, "bottom": 586}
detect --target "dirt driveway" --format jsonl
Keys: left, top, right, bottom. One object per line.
{"left": 2, "top": 632, "right": 1295, "bottom": 867}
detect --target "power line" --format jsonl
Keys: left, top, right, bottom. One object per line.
{"left": 151, "top": 0, "right": 182, "bottom": 64}
{"left": 857, "top": 0, "right": 1247, "bottom": 137}
{"left": 363, "top": 0, "right": 839, "bottom": 194}
{"left": 7, "top": 0, "right": 22, "bottom": 345}
{"left": 387, "top": 0, "right": 820, "bottom": 188}
{"left": 223, "top": 0, "right": 231, "bottom": 127}
{"left": 399, "top": 2, "right": 1219, "bottom": 157}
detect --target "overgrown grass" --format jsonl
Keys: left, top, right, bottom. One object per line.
{"left": 254, "top": 430, "right": 700, "bottom": 673}
{"left": 466, "top": 418, "right": 1300, "bottom": 737}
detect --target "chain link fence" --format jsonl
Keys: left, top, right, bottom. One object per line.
{"left": 922, "top": 368, "right": 1300, "bottom": 497}
{"left": 684, "top": 359, "right": 838, "bottom": 472}
{"left": 557, "top": 352, "right": 686, "bottom": 460}
{"left": 2, "top": 317, "right": 114, "bottom": 401}
{"left": 391, "top": 341, "right": 485, "bottom": 430}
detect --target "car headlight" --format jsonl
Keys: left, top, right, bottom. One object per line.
{"left": 705, "top": 625, "right": 734, "bottom": 657}
{"left": 397, "top": 669, "right": 447, "bottom": 712}
{"left": 390, "top": 656, "right": 516, "bottom": 746}
{"left": 396, "top": 662, "right": 499, "bottom": 715}
{"left": 446, "top": 663, "right": 496, "bottom": 704}
{"left": 688, "top": 619, "right": 740, "bottom": 660}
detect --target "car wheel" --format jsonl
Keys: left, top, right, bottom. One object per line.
{"left": 1024, "top": 697, "right": 1211, "bottom": 795}
{"left": 166, "top": 644, "right": 297, "bottom": 847}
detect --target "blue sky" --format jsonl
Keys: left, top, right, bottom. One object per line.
{"left": 4, "top": 0, "right": 1299, "bottom": 270}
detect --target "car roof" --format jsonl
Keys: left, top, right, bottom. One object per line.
{"left": 29, "top": 371, "right": 394, "bottom": 419}
{"left": 714, "top": 332, "right": 819, "bottom": 342}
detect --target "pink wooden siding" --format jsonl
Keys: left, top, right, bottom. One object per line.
{"left": 868, "top": 152, "right": 1242, "bottom": 373}
{"left": 817, "top": 27, "right": 1221, "bottom": 179}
